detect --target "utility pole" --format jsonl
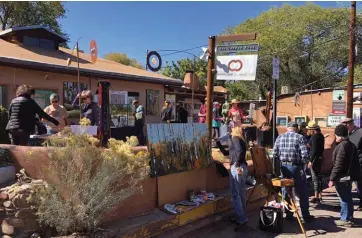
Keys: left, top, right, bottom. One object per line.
{"left": 146, "top": 49, "right": 149, "bottom": 71}
{"left": 347, "top": 1, "right": 356, "bottom": 118}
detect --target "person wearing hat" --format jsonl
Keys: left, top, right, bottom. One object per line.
{"left": 298, "top": 121, "right": 311, "bottom": 143}
{"left": 132, "top": 100, "right": 145, "bottom": 145}
{"left": 43, "top": 93, "right": 68, "bottom": 134}
{"left": 341, "top": 117, "right": 362, "bottom": 211}
{"left": 228, "top": 99, "right": 244, "bottom": 128}
{"left": 160, "top": 100, "right": 172, "bottom": 123}
{"left": 273, "top": 121, "right": 314, "bottom": 223}
{"left": 329, "top": 124, "right": 362, "bottom": 227}
{"left": 198, "top": 98, "right": 207, "bottom": 123}
{"left": 306, "top": 121, "right": 324, "bottom": 203}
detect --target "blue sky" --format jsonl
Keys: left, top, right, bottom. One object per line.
{"left": 60, "top": 1, "right": 350, "bottom": 67}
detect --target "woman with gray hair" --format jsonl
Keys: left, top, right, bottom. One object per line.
{"left": 72, "top": 90, "right": 99, "bottom": 126}
{"left": 44, "top": 93, "right": 68, "bottom": 134}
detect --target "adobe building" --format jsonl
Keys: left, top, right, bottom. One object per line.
{"left": 252, "top": 84, "right": 362, "bottom": 129}
{"left": 0, "top": 25, "right": 183, "bottom": 125}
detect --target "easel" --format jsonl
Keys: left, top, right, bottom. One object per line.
{"left": 248, "top": 147, "right": 307, "bottom": 238}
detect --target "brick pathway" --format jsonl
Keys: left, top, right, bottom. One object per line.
{"left": 180, "top": 186, "right": 362, "bottom": 238}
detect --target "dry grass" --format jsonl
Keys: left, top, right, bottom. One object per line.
{"left": 32, "top": 133, "right": 150, "bottom": 235}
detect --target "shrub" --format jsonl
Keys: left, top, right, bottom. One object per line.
{"left": 0, "top": 106, "right": 10, "bottom": 144}
{"left": 32, "top": 133, "right": 150, "bottom": 235}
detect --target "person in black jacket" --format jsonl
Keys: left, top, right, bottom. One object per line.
{"left": 329, "top": 124, "right": 361, "bottom": 227}
{"left": 306, "top": 121, "right": 325, "bottom": 203}
{"left": 72, "top": 90, "right": 99, "bottom": 126}
{"left": 160, "top": 101, "right": 172, "bottom": 123}
{"left": 6, "top": 85, "right": 60, "bottom": 146}
{"left": 176, "top": 104, "right": 188, "bottom": 123}
{"left": 341, "top": 117, "right": 362, "bottom": 211}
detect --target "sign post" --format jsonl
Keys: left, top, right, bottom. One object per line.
{"left": 206, "top": 33, "right": 257, "bottom": 142}
{"left": 272, "top": 57, "right": 279, "bottom": 146}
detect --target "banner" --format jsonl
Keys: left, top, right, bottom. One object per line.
{"left": 216, "top": 55, "right": 258, "bottom": 81}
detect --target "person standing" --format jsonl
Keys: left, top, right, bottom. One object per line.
{"left": 217, "top": 126, "right": 249, "bottom": 230}
{"left": 273, "top": 121, "right": 314, "bottom": 223}
{"left": 72, "top": 90, "right": 99, "bottom": 126}
{"left": 43, "top": 93, "right": 68, "bottom": 134}
{"left": 298, "top": 121, "right": 311, "bottom": 144}
{"left": 228, "top": 99, "right": 243, "bottom": 128}
{"left": 212, "top": 102, "right": 222, "bottom": 139}
{"left": 177, "top": 105, "right": 188, "bottom": 123}
{"left": 6, "top": 85, "right": 59, "bottom": 145}
{"left": 307, "top": 121, "right": 325, "bottom": 203}
{"left": 132, "top": 100, "right": 145, "bottom": 145}
{"left": 329, "top": 124, "right": 361, "bottom": 227}
{"left": 160, "top": 101, "right": 172, "bottom": 123}
{"left": 341, "top": 118, "right": 362, "bottom": 211}
{"left": 198, "top": 98, "right": 207, "bottom": 123}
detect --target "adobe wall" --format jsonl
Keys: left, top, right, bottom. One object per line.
{"left": 0, "top": 66, "right": 165, "bottom": 123}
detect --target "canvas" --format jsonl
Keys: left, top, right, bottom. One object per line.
{"left": 146, "top": 123, "right": 211, "bottom": 177}
{"left": 146, "top": 89, "right": 160, "bottom": 115}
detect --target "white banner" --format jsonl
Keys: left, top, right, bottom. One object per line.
{"left": 216, "top": 55, "right": 258, "bottom": 81}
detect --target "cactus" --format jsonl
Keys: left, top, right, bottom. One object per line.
{"left": 0, "top": 106, "right": 10, "bottom": 144}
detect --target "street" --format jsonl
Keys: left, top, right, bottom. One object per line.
{"left": 180, "top": 187, "right": 362, "bottom": 238}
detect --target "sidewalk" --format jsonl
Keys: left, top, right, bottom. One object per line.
{"left": 174, "top": 185, "right": 362, "bottom": 238}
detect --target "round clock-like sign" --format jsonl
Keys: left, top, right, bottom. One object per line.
{"left": 147, "top": 51, "right": 162, "bottom": 72}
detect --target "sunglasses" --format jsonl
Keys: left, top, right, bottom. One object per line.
{"left": 52, "top": 101, "right": 58, "bottom": 103}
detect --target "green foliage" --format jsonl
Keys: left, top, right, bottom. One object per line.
{"left": 104, "top": 52, "right": 144, "bottom": 69}
{"left": 0, "top": 106, "right": 10, "bottom": 144}
{"left": 0, "top": 2, "right": 69, "bottom": 47}
{"left": 161, "top": 58, "right": 209, "bottom": 86}
{"left": 222, "top": 3, "right": 362, "bottom": 99}
{"left": 33, "top": 133, "right": 150, "bottom": 235}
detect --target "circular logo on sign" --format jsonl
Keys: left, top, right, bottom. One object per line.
{"left": 147, "top": 51, "right": 162, "bottom": 72}
{"left": 228, "top": 60, "right": 243, "bottom": 72}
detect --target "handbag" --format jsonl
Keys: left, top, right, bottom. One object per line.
{"left": 259, "top": 206, "right": 283, "bottom": 233}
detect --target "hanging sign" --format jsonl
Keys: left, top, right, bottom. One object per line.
{"left": 332, "top": 101, "right": 346, "bottom": 114}
{"left": 216, "top": 55, "right": 258, "bottom": 81}
{"left": 272, "top": 57, "right": 280, "bottom": 80}
{"left": 89, "top": 40, "right": 98, "bottom": 64}
{"left": 216, "top": 44, "right": 259, "bottom": 54}
{"left": 327, "top": 114, "right": 346, "bottom": 127}
{"left": 333, "top": 90, "right": 345, "bottom": 101}
{"left": 147, "top": 51, "right": 162, "bottom": 72}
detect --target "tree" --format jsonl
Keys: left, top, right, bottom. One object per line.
{"left": 0, "top": 2, "right": 68, "bottom": 47}
{"left": 222, "top": 3, "right": 362, "bottom": 100}
{"left": 161, "top": 58, "right": 208, "bottom": 86}
{"left": 104, "top": 53, "right": 144, "bottom": 69}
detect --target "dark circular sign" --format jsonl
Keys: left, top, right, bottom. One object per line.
{"left": 147, "top": 51, "right": 162, "bottom": 72}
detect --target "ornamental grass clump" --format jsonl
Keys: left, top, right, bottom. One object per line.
{"left": 33, "top": 133, "right": 150, "bottom": 235}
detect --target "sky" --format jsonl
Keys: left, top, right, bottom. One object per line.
{"left": 59, "top": 1, "right": 350, "bottom": 67}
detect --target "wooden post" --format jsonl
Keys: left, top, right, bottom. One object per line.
{"left": 347, "top": 1, "right": 356, "bottom": 118}
{"left": 206, "top": 36, "right": 216, "bottom": 140}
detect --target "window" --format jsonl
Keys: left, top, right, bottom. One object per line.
{"left": 109, "top": 91, "right": 140, "bottom": 127}
{"left": 0, "top": 86, "right": 5, "bottom": 107}
{"left": 34, "top": 90, "right": 56, "bottom": 109}
{"left": 23, "top": 36, "right": 55, "bottom": 50}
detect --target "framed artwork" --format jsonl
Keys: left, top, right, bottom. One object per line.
{"left": 294, "top": 116, "right": 307, "bottom": 125}
{"left": 314, "top": 117, "right": 327, "bottom": 128}
{"left": 146, "top": 89, "right": 160, "bottom": 115}
{"left": 276, "top": 116, "right": 288, "bottom": 127}
{"left": 165, "top": 94, "right": 176, "bottom": 121}
{"left": 63, "top": 82, "right": 88, "bottom": 105}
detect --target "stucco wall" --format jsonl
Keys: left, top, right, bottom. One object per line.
{"left": 0, "top": 65, "right": 165, "bottom": 123}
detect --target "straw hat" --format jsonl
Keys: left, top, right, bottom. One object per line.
{"left": 230, "top": 99, "right": 241, "bottom": 105}
{"left": 306, "top": 121, "right": 319, "bottom": 130}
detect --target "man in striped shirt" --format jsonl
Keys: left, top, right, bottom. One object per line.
{"left": 273, "top": 121, "right": 314, "bottom": 223}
